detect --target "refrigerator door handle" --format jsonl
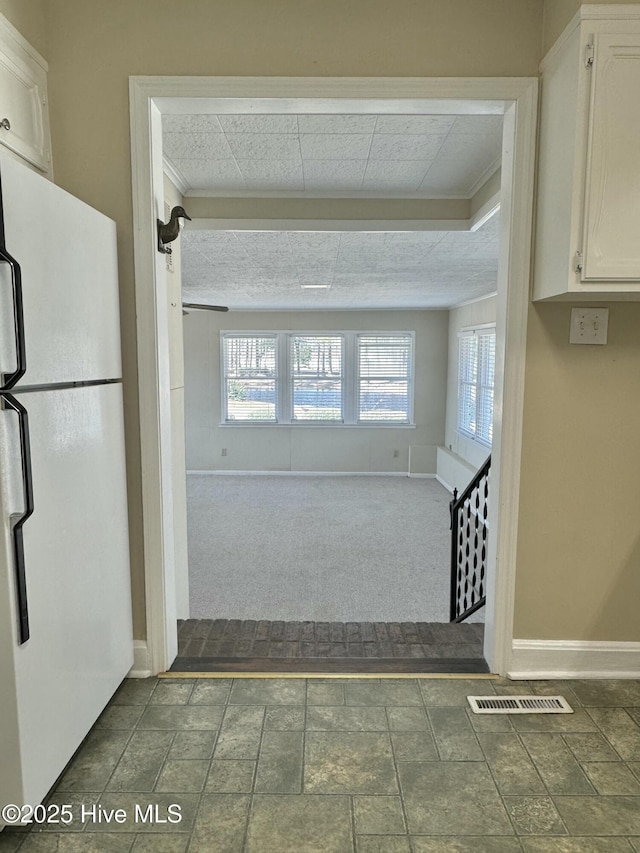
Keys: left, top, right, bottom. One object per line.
{"left": 1, "top": 392, "right": 34, "bottom": 643}
{"left": 0, "top": 246, "right": 26, "bottom": 390}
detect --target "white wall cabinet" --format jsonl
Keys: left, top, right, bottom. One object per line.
{"left": 533, "top": 8, "right": 640, "bottom": 301}
{"left": 0, "top": 14, "right": 51, "bottom": 177}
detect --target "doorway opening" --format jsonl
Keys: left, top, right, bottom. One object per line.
{"left": 129, "top": 77, "right": 537, "bottom": 677}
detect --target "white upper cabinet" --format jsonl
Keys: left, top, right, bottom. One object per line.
{"left": 533, "top": 8, "right": 640, "bottom": 300}
{"left": 0, "top": 14, "right": 51, "bottom": 176}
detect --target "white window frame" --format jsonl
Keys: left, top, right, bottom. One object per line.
{"left": 356, "top": 333, "right": 414, "bottom": 425}
{"left": 289, "top": 334, "right": 346, "bottom": 424}
{"left": 221, "top": 333, "right": 279, "bottom": 423}
{"left": 220, "top": 330, "right": 415, "bottom": 426}
{"left": 457, "top": 323, "right": 496, "bottom": 447}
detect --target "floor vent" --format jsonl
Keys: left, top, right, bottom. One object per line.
{"left": 467, "top": 695, "right": 573, "bottom": 715}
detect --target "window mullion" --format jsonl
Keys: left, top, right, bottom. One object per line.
{"left": 278, "top": 332, "right": 290, "bottom": 423}
{"left": 344, "top": 333, "right": 356, "bottom": 424}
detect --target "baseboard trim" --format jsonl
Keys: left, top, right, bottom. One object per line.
{"left": 187, "top": 469, "right": 413, "bottom": 477}
{"left": 435, "top": 474, "right": 454, "bottom": 492}
{"left": 128, "top": 640, "right": 152, "bottom": 678}
{"left": 509, "top": 639, "right": 640, "bottom": 680}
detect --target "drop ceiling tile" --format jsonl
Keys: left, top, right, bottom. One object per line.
{"left": 302, "top": 160, "right": 367, "bottom": 190}
{"left": 437, "top": 132, "right": 501, "bottom": 165}
{"left": 183, "top": 230, "right": 243, "bottom": 249}
{"left": 334, "top": 256, "right": 380, "bottom": 274}
{"left": 225, "top": 133, "right": 301, "bottom": 160}
{"left": 299, "top": 134, "right": 373, "bottom": 160}
{"left": 294, "top": 260, "right": 338, "bottom": 278}
{"left": 419, "top": 158, "right": 486, "bottom": 195}
{"left": 287, "top": 232, "right": 341, "bottom": 252}
{"left": 438, "top": 236, "right": 498, "bottom": 260}
{"left": 241, "top": 173, "right": 299, "bottom": 191}
{"left": 384, "top": 232, "right": 446, "bottom": 250}
{"left": 217, "top": 114, "right": 299, "bottom": 134}
{"left": 170, "top": 158, "right": 246, "bottom": 191}
{"left": 338, "top": 232, "right": 388, "bottom": 250}
{"left": 362, "top": 160, "right": 430, "bottom": 190}
{"left": 235, "top": 231, "right": 293, "bottom": 253}
{"left": 235, "top": 160, "right": 305, "bottom": 190}
{"left": 373, "top": 115, "right": 457, "bottom": 134}
{"left": 162, "top": 115, "right": 224, "bottom": 134}
{"left": 180, "top": 223, "right": 500, "bottom": 311}
{"left": 297, "top": 271, "right": 335, "bottom": 285}
{"left": 368, "top": 133, "right": 447, "bottom": 161}
{"left": 164, "top": 132, "right": 235, "bottom": 160}
{"left": 297, "top": 115, "right": 378, "bottom": 134}
{"left": 450, "top": 115, "right": 503, "bottom": 138}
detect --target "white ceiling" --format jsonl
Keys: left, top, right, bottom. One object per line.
{"left": 163, "top": 113, "right": 502, "bottom": 197}
{"left": 181, "top": 215, "right": 499, "bottom": 311}
{"left": 164, "top": 111, "right": 503, "bottom": 311}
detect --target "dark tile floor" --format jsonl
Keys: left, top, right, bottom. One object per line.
{"left": 2, "top": 677, "right": 640, "bottom": 851}
{"left": 174, "top": 620, "right": 486, "bottom": 672}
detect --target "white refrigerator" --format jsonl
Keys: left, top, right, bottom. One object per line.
{"left": 0, "top": 152, "right": 133, "bottom": 812}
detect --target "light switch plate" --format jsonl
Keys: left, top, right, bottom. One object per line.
{"left": 569, "top": 307, "right": 609, "bottom": 345}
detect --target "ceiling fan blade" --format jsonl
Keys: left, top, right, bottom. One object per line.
{"left": 182, "top": 302, "right": 229, "bottom": 312}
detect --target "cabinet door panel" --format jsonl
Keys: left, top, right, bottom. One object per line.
{"left": 582, "top": 34, "right": 640, "bottom": 280}
{"left": 0, "top": 48, "right": 49, "bottom": 173}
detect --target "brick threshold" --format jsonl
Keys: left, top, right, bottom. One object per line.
{"left": 174, "top": 619, "right": 487, "bottom": 674}
{"left": 169, "top": 655, "right": 489, "bottom": 674}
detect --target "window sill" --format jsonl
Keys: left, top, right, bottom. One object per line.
{"left": 220, "top": 422, "right": 417, "bottom": 429}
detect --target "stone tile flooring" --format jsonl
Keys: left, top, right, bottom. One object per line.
{"left": 2, "top": 677, "right": 640, "bottom": 851}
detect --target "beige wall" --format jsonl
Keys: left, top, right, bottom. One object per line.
{"left": 15, "top": 0, "right": 637, "bottom": 647}
{"left": 0, "top": 0, "right": 46, "bottom": 56}
{"left": 542, "top": 0, "right": 640, "bottom": 54}
{"left": 184, "top": 310, "right": 448, "bottom": 474}
{"left": 515, "top": 303, "right": 640, "bottom": 641}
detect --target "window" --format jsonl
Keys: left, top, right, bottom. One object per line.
{"left": 221, "top": 331, "right": 414, "bottom": 425}
{"left": 290, "top": 335, "right": 344, "bottom": 421}
{"left": 457, "top": 326, "right": 496, "bottom": 446}
{"left": 223, "top": 334, "right": 277, "bottom": 422}
{"left": 357, "top": 334, "right": 413, "bottom": 423}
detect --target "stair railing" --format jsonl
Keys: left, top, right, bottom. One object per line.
{"left": 449, "top": 455, "right": 491, "bottom": 622}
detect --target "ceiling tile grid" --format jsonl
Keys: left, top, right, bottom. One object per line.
{"left": 163, "top": 112, "right": 502, "bottom": 197}
{"left": 165, "top": 111, "right": 502, "bottom": 310}
{"left": 180, "top": 219, "right": 499, "bottom": 311}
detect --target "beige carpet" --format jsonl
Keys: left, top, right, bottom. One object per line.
{"left": 187, "top": 474, "right": 478, "bottom": 623}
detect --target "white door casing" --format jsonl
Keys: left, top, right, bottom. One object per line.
{"left": 129, "top": 76, "right": 538, "bottom": 676}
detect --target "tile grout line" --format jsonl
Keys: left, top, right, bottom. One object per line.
{"left": 386, "top": 699, "right": 412, "bottom": 844}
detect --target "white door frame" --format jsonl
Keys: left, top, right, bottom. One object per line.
{"left": 129, "top": 76, "right": 538, "bottom": 677}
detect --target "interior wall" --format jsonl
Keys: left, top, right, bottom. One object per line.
{"left": 514, "top": 303, "right": 640, "bottom": 642}
{"left": 41, "top": 0, "right": 544, "bottom": 640}
{"left": 0, "top": 0, "right": 46, "bottom": 56}
{"left": 542, "top": 0, "right": 640, "bottom": 55}
{"left": 184, "top": 309, "right": 448, "bottom": 474}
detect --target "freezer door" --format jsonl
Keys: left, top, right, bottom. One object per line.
{"left": 0, "top": 382, "right": 133, "bottom": 807}
{"left": 0, "top": 152, "right": 122, "bottom": 388}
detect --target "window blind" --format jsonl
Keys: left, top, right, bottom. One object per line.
{"left": 357, "top": 334, "right": 412, "bottom": 423}
{"left": 221, "top": 331, "right": 414, "bottom": 426}
{"left": 457, "top": 328, "right": 495, "bottom": 445}
{"left": 223, "top": 334, "right": 277, "bottom": 421}
{"left": 290, "top": 335, "right": 344, "bottom": 421}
